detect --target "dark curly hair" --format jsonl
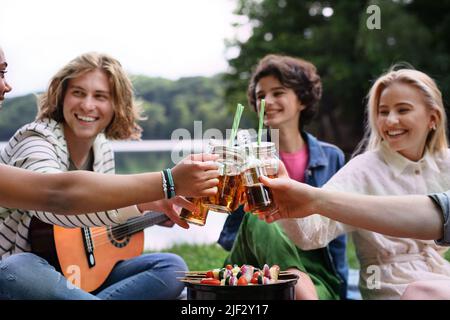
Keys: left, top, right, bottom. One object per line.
{"left": 247, "top": 54, "right": 322, "bottom": 130}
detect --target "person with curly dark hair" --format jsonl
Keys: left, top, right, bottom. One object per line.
{"left": 218, "top": 54, "right": 348, "bottom": 300}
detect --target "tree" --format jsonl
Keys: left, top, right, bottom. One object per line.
{"left": 1, "top": 75, "right": 232, "bottom": 141}
{"left": 225, "top": 0, "right": 450, "bottom": 154}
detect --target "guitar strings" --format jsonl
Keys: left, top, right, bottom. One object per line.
{"left": 88, "top": 219, "right": 160, "bottom": 247}
{"left": 89, "top": 216, "right": 147, "bottom": 237}
{"left": 87, "top": 214, "right": 169, "bottom": 248}
{"left": 91, "top": 220, "right": 168, "bottom": 248}
{"left": 89, "top": 213, "right": 165, "bottom": 237}
{"left": 90, "top": 214, "right": 164, "bottom": 239}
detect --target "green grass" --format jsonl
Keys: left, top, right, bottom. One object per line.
{"left": 148, "top": 241, "right": 359, "bottom": 271}
{"left": 147, "top": 243, "right": 229, "bottom": 271}
{"left": 346, "top": 235, "right": 360, "bottom": 269}
{"left": 445, "top": 249, "right": 450, "bottom": 261}
{"left": 147, "top": 238, "right": 449, "bottom": 272}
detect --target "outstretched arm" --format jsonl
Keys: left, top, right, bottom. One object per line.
{"left": 0, "top": 166, "right": 163, "bottom": 214}
{"left": 260, "top": 174, "right": 444, "bottom": 241}
{"left": 0, "top": 152, "right": 219, "bottom": 215}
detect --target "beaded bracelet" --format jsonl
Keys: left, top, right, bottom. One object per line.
{"left": 163, "top": 168, "right": 176, "bottom": 199}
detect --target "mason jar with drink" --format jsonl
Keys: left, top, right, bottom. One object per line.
{"left": 242, "top": 141, "right": 279, "bottom": 215}
{"left": 179, "top": 197, "right": 210, "bottom": 226}
{"left": 180, "top": 100, "right": 279, "bottom": 225}
{"left": 202, "top": 141, "right": 245, "bottom": 214}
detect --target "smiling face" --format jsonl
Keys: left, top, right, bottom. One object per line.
{"left": 0, "top": 48, "right": 12, "bottom": 105}
{"left": 62, "top": 69, "right": 114, "bottom": 146}
{"left": 255, "top": 75, "right": 305, "bottom": 129}
{"left": 376, "top": 81, "right": 437, "bottom": 161}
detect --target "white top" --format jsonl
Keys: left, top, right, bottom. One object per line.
{"left": 0, "top": 119, "right": 141, "bottom": 259}
{"left": 279, "top": 142, "right": 450, "bottom": 299}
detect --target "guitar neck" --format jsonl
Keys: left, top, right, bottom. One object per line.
{"left": 125, "top": 211, "right": 169, "bottom": 235}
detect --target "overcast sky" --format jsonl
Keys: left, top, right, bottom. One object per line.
{"left": 1, "top": 0, "right": 249, "bottom": 97}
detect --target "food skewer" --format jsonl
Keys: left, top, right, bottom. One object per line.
{"left": 177, "top": 278, "right": 294, "bottom": 284}
{"left": 177, "top": 264, "right": 291, "bottom": 286}
{"left": 177, "top": 270, "right": 291, "bottom": 274}
{"left": 178, "top": 279, "right": 203, "bottom": 284}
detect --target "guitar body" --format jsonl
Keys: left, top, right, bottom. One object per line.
{"left": 30, "top": 218, "right": 144, "bottom": 293}
{"left": 54, "top": 225, "right": 144, "bottom": 292}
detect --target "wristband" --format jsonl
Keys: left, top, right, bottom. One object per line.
{"left": 163, "top": 168, "right": 176, "bottom": 199}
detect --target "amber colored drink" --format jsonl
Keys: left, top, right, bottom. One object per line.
{"left": 245, "top": 184, "right": 276, "bottom": 214}
{"left": 180, "top": 198, "right": 209, "bottom": 226}
{"left": 243, "top": 166, "right": 278, "bottom": 214}
{"left": 230, "top": 183, "right": 246, "bottom": 212}
{"left": 203, "top": 174, "right": 242, "bottom": 214}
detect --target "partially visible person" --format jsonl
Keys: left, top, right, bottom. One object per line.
{"left": 401, "top": 280, "right": 450, "bottom": 300}
{"left": 0, "top": 47, "right": 12, "bottom": 107}
{"left": 220, "top": 54, "right": 349, "bottom": 299}
{"left": 269, "top": 67, "right": 450, "bottom": 299}
{"left": 0, "top": 51, "right": 218, "bottom": 300}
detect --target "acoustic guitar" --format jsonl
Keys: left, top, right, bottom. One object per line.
{"left": 29, "top": 212, "right": 169, "bottom": 292}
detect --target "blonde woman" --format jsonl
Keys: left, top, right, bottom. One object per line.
{"left": 259, "top": 162, "right": 450, "bottom": 299}
{"left": 0, "top": 52, "right": 218, "bottom": 300}
{"left": 274, "top": 67, "right": 450, "bottom": 299}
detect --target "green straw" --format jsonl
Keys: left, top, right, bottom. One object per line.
{"left": 257, "top": 99, "right": 265, "bottom": 146}
{"left": 228, "top": 103, "right": 244, "bottom": 147}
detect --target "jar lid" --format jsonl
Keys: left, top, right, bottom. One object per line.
{"left": 244, "top": 156, "right": 264, "bottom": 169}
{"left": 211, "top": 145, "right": 244, "bottom": 163}
{"left": 251, "top": 142, "right": 276, "bottom": 154}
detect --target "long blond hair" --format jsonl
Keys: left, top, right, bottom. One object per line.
{"left": 37, "top": 52, "right": 143, "bottom": 140}
{"left": 356, "top": 67, "right": 448, "bottom": 156}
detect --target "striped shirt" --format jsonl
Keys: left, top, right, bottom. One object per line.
{"left": 0, "top": 118, "right": 141, "bottom": 259}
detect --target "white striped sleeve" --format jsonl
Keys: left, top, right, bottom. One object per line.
{"left": 30, "top": 206, "right": 137, "bottom": 227}
{"left": 7, "top": 132, "right": 129, "bottom": 228}
{"left": 8, "top": 135, "right": 61, "bottom": 174}
{"left": 114, "top": 206, "right": 142, "bottom": 223}
{"left": 30, "top": 206, "right": 135, "bottom": 228}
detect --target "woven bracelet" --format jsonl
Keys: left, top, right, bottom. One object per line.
{"left": 163, "top": 168, "right": 176, "bottom": 199}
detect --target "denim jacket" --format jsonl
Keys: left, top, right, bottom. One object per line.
{"left": 218, "top": 132, "right": 349, "bottom": 298}
{"left": 429, "top": 191, "right": 450, "bottom": 246}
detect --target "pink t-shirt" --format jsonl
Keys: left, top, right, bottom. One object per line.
{"left": 279, "top": 145, "right": 309, "bottom": 183}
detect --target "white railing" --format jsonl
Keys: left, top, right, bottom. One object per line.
{"left": 110, "top": 139, "right": 205, "bottom": 152}
{"left": 1, "top": 139, "right": 207, "bottom": 153}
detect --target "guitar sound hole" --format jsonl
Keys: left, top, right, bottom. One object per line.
{"left": 107, "top": 226, "right": 132, "bottom": 248}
